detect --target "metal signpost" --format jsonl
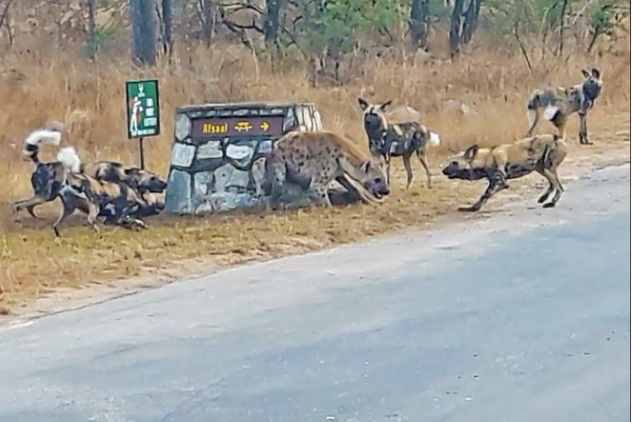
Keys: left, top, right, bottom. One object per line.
{"left": 125, "top": 79, "right": 160, "bottom": 169}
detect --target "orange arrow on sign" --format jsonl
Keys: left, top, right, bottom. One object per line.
{"left": 260, "top": 121, "right": 270, "bottom": 131}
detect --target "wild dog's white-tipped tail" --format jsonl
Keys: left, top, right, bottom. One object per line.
{"left": 24, "top": 129, "right": 62, "bottom": 147}
{"left": 543, "top": 105, "right": 559, "bottom": 121}
{"left": 57, "top": 146, "right": 82, "bottom": 173}
{"left": 429, "top": 131, "right": 441, "bottom": 147}
{"left": 526, "top": 109, "right": 537, "bottom": 128}
{"left": 21, "top": 128, "right": 63, "bottom": 162}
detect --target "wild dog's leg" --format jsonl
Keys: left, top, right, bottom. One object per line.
{"left": 542, "top": 168, "right": 565, "bottom": 208}
{"left": 416, "top": 149, "right": 432, "bottom": 189}
{"left": 52, "top": 199, "right": 75, "bottom": 238}
{"left": 552, "top": 114, "right": 568, "bottom": 141}
{"left": 578, "top": 111, "right": 593, "bottom": 145}
{"left": 535, "top": 167, "right": 555, "bottom": 204}
{"left": 86, "top": 202, "right": 101, "bottom": 235}
{"left": 458, "top": 172, "right": 507, "bottom": 212}
{"left": 384, "top": 154, "right": 392, "bottom": 186}
{"left": 12, "top": 195, "right": 49, "bottom": 218}
{"left": 403, "top": 154, "right": 415, "bottom": 189}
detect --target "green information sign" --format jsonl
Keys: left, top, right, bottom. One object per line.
{"left": 125, "top": 79, "right": 160, "bottom": 139}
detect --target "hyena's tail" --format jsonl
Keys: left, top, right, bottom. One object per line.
{"left": 57, "top": 146, "right": 82, "bottom": 174}
{"left": 22, "top": 128, "right": 63, "bottom": 163}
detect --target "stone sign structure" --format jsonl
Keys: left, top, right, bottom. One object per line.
{"left": 165, "top": 101, "right": 323, "bottom": 215}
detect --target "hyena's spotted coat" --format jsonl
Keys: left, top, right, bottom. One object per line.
{"left": 263, "top": 130, "right": 390, "bottom": 209}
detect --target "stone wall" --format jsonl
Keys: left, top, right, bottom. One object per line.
{"left": 165, "top": 102, "right": 323, "bottom": 215}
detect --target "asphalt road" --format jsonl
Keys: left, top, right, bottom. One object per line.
{"left": 0, "top": 165, "right": 630, "bottom": 422}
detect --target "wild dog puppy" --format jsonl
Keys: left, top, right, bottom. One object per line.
{"left": 441, "top": 134, "right": 568, "bottom": 212}
{"left": 357, "top": 97, "right": 441, "bottom": 189}
{"left": 52, "top": 147, "right": 152, "bottom": 238}
{"left": 526, "top": 68, "right": 603, "bottom": 145}
{"left": 262, "top": 130, "right": 390, "bottom": 209}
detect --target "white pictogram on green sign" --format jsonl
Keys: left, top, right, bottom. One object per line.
{"left": 126, "top": 79, "right": 160, "bottom": 139}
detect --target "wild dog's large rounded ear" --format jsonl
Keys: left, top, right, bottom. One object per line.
{"left": 464, "top": 144, "right": 479, "bottom": 160}
{"left": 581, "top": 69, "right": 591, "bottom": 78}
{"left": 357, "top": 97, "right": 369, "bottom": 111}
{"left": 591, "top": 68, "right": 601, "bottom": 79}
{"left": 380, "top": 100, "right": 393, "bottom": 111}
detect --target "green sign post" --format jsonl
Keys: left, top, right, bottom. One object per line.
{"left": 125, "top": 79, "right": 160, "bottom": 169}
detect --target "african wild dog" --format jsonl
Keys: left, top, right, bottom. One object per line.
{"left": 526, "top": 68, "right": 603, "bottom": 145}
{"left": 262, "top": 130, "right": 390, "bottom": 209}
{"left": 357, "top": 97, "right": 441, "bottom": 189}
{"left": 52, "top": 146, "right": 162, "bottom": 237}
{"left": 441, "top": 134, "right": 568, "bottom": 212}
{"left": 12, "top": 128, "right": 168, "bottom": 219}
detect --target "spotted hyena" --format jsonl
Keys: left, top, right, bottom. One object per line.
{"left": 526, "top": 68, "right": 603, "bottom": 145}
{"left": 262, "top": 130, "right": 390, "bottom": 209}
{"left": 357, "top": 97, "right": 441, "bottom": 189}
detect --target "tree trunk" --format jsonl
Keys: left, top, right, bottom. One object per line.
{"left": 461, "top": 0, "right": 482, "bottom": 46}
{"left": 130, "top": 0, "right": 158, "bottom": 66}
{"left": 161, "top": 0, "right": 173, "bottom": 57}
{"left": 86, "top": 0, "right": 97, "bottom": 58}
{"left": 449, "top": 0, "right": 465, "bottom": 56}
{"left": 409, "top": 0, "right": 429, "bottom": 50}
{"left": 264, "top": 0, "right": 284, "bottom": 52}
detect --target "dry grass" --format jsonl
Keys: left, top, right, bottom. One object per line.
{"left": 0, "top": 38, "right": 630, "bottom": 314}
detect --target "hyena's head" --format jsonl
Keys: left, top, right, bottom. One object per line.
{"left": 441, "top": 145, "right": 489, "bottom": 181}
{"left": 580, "top": 68, "right": 603, "bottom": 103}
{"left": 357, "top": 97, "right": 391, "bottom": 135}
{"left": 359, "top": 159, "right": 390, "bottom": 199}
{"left": 124, "top": 168, "right": 168, "bottom": 193}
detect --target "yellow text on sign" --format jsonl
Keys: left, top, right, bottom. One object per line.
{"left": 202, "top": 123, "right": 229, "bottom": 134}
{"left": 234, "top": 121, "right": 253, "bottom": 132}
{"left": 260, "top": 121, "right": 270, "bottom": 131}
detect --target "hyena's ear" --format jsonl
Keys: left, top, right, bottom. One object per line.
{"left": 380, "top": 100, "right": 393, "bottom": 111}
{"left": 357, "top": 97, "right": 370, "bottom": 111}
{"left": 360, "top": 160, "right": 372, "bottom": 173}
{"left": 591, "top": 68, "right": 601, "bottom": 79}
{"left": 463, "top": 144, "right": 479, "bottom": 160}
{"left": 581, "top": 69, "right": 591, "bottom": 79}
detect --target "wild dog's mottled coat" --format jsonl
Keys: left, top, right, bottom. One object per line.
{"left": 442, "top": 134, "right": 568, "bottom": 212}
{"left": 13, "top": 129, "right": 167, "bottom": 219}
{"left": 526, "top": 68, "right": 603, "bottom": 145}
{"left": 263, "top": 130, "right": 390, "bottom": 209}
{"left": 53, "top": 147, "right": 162, "bottom": 237}
{"left": 357, "top": 97, "right": 441, "bottom": 189}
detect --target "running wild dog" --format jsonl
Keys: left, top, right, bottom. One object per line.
{"left": 52, "top": 147, "right": 156, "bottom": 237}
{"left": 441, "top": 134, "right": 568, "bottom": 212}
{"left": 357, "top": 97, "right": 441, "bottom": 189}
{"left": 263, "top": 130, "right": 390, "bottom": 209}
{"left": 526, "top": 68, "right": 603, "bottom": 145}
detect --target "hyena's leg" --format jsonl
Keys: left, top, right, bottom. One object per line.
{"left": 416, "top": 149, "right": 432, "bottom": 189}
{"left": 542, "top": 168, "right": 565, "bottom": 208}
{"left": 402, "top": 154, "right": 415, "bottom": 189}
{"left": 535, "top": 168, "right": 555, "bottom": 204}
{"left": 307, "top": 184, "right": 332, "bottom": 207}
{"left": 526, "top": 106, "right": 541, "bottom": 136}
{"left": 52, "top": 199, "right": 75, "bottom": 238}
{"left": 578, "top": 111, "right": 593, "bottom": 145}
